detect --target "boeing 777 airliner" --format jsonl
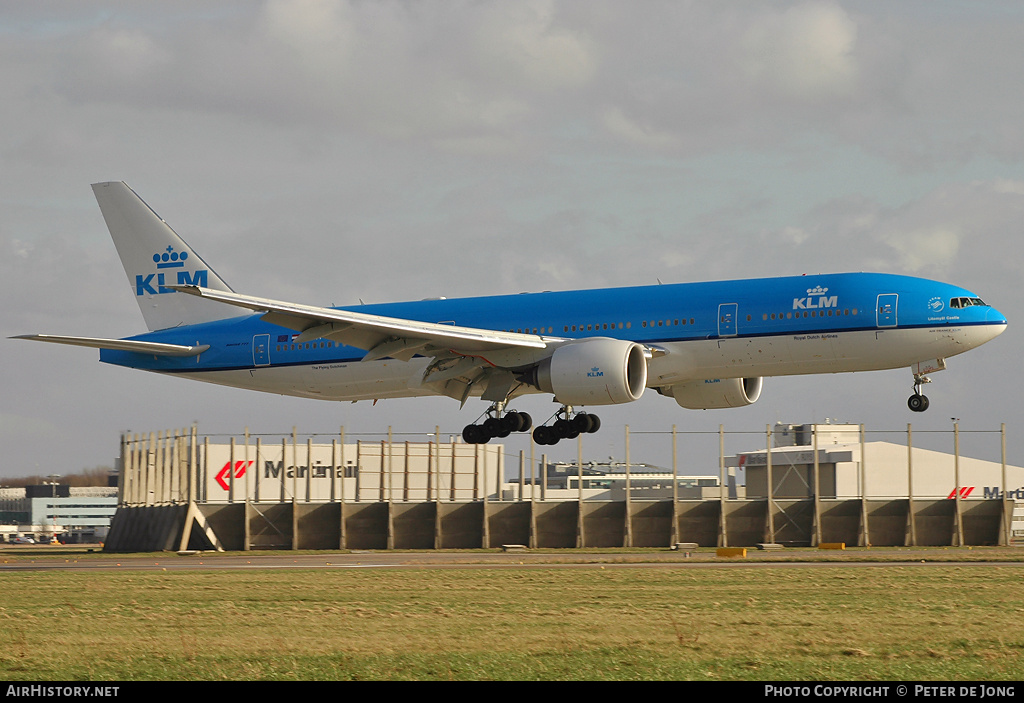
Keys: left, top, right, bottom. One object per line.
{"left": 15, "top": 182, "right": 1007, "bottom": 445}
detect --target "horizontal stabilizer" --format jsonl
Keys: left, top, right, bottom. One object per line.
{"left": 12, "top": 334, "right": 209, "bottom": 357}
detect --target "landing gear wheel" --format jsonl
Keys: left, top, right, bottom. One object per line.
{"left": 483, "top": 416, "right": 510, "bottom": 438}
{"left": 578, "top": 413, "right": 600, "bottom": 433}
{"left": 514, "top": 412, "right": 533, "bottom": 432}
{"left": 463, "top": 424, "right": 488, "bottom": 444}
{"left": 908, "top": 394, "right": 930, "bottom": 413}
{"left": 553, "top": 418, "right": 574, "bottom": 439}
{"left": 533, "top": 426, "right": 557, "bottom": 445}
{"left": 571, "top": 413, "right": 594, "bottom": 434}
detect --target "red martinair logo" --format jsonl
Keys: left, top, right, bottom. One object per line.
{"left": 947, "top": 486, "right": 975, "bottom": 499}
{"left": 215, "top": 460, "right": 254, "bottom": 491}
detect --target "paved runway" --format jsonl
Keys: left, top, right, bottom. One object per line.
{"left": 2, "top": 545, "right": 1023, "bottom": 571}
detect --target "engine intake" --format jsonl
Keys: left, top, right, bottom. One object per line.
{"left": 523, "top": 338, "right": 647, "bottom": 405}
{"left": 662, "top": 377, "right": 763, "bottom": 409}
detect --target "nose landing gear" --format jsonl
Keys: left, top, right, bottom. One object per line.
{"left": 908, "top": 373, "right": 931, "bottom": 413}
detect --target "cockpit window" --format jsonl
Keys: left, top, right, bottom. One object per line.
{"left": 949, "top": 297, "right": 988, "bottom": 309}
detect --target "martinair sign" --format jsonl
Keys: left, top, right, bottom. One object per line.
{"left": 204, "top": 443, "right": 352, "bottom": 500}
{"left": 202, "top": 441, "right": 501, "bottom": 502}
{"left": 948, "top": 486, "right": 1024, "bottom": 500}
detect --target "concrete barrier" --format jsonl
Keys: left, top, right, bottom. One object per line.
{"left": 487, "top": 502, "right": 532, "bottom": 548}
{"left": 102, "top": 497, "right": 1013, "bottom": 552}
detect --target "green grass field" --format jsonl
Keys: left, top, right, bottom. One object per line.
{"left": 2, "top": 558, "right": 1023, "bottom": 681}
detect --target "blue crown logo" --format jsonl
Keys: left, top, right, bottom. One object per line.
{"left": 153, "top": 246, "right": 189, "bottom": 269}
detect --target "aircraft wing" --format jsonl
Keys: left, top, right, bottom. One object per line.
{"left": 12, "top": 334, "right": 209, "bottom": 357}
{"left": 169, "top": 285, "right": 549, "bottom": 360}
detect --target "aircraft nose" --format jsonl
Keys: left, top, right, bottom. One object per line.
{"left": 987, "top": 306, "right": 1008, "bottom": 329}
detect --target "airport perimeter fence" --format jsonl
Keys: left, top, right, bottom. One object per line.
{"left": 107, "top": 422, "right": 1019, "bottom": 551}
{"left": 117, "top": 422, "right": 1013, "bottom": 507}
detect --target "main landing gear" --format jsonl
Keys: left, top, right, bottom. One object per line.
{"left": 532, "top": 406, "right": 601, "bottom": 446}
{"left": 908, "top": 373, "right": 931, "bottom": 413}
{"left": 462, "top": 403, "right": 533, "bottom": 444}
{"left": 462, "top": 403, "right": 603, "bottom": 446}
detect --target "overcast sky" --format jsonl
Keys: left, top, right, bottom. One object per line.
{"left": 2, "top": 1, "right": 1022, "bottom": 480}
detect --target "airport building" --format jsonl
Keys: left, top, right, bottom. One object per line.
{"left": 67, "top": 423, "right": 1024, "bottom": 551}
{"left": 730, "top": 423, "right": 1022, "bottom": 503}
{"left": 520, "top": 460, "right": 728, "bottom": 502}
{"left": 727, "top": 423, "right": 1023, "bottom": 545}
{"left": 0, "top": 486, "right": 118, "bottom": 543}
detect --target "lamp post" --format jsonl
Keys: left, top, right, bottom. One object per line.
{"left": 43, "top": 475, "right": 61, "bottom": 543}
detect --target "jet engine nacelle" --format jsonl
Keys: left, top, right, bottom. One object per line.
{"left": 662, "top": 377, "right": 763, "bottom": 409}
{"left": 526, "top": 337, "right": 648, "bottom": 405}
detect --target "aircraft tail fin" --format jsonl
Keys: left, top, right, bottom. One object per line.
{"left": 92, "top": 181, "right": 244, "bottom": 331}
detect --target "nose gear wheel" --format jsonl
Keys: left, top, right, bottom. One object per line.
{"left": 908, "top": 373, "right": 931, "bottom": 413}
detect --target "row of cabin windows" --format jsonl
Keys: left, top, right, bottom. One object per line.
{"left": 278, "top": 305, "right": 873, "bottom": 351}
{"left": 508, "top": 327, "right": 555, "bottom": 334}
{"left": 276, "top": 341, "right": 338, "bottom": 352}
{"left": 643, "top": 318, "right": 695, "bottom": 328}
{"left": 756, "top": 308, "right": 859, "bottom": 322}
{"left": 566, "top": 322, "right": 631, "bottom": 333}
{"left": 508, "top": 323, "right": 634, "bottom": 334}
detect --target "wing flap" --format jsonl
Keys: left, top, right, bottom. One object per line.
{"left": 12, "top": 334, "right": 209, "bottom": 357}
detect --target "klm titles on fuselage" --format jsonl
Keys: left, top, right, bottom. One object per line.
{"left": 792, "top": 286, "right": 838, "bottom": 311}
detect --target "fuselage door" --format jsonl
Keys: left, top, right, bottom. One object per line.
{"left": 718, "top": 303, "right": 738, "bottom": 337}
{"left": 876, "top": 294, "right": 898, "bottom": 328}
{"left": 253, "top": 334, "right": 271, "bottom": 366}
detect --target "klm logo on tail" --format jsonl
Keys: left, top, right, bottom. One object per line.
{"left": 136, "top": 246, "right": 208, "bottom": 295}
